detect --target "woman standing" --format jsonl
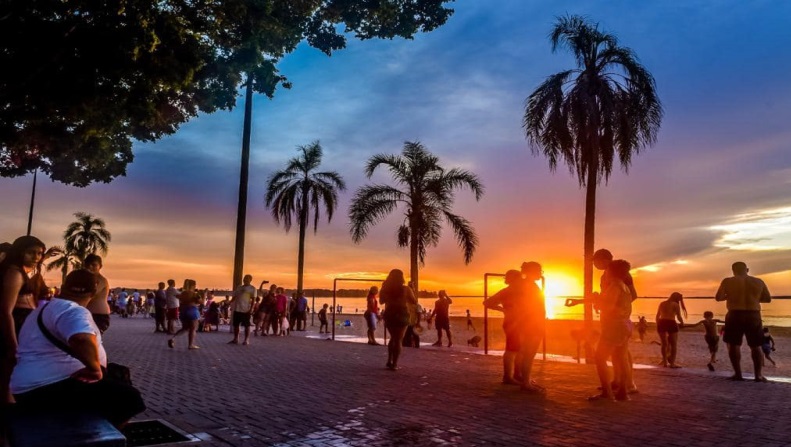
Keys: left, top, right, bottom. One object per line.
{"left": 364, "top": 286, "right": 380, "bottom": 345}
{"left": 379, "top": 269, "right": 417, "bottom": 371}
{"left": 655, "top": 292, "right": 687, "bottom": 368}
{"left": 168, "top": 279, "right": 202, "bottom": 350}
{"left": 0, "top": 236, "right": 57, "bottom": 403}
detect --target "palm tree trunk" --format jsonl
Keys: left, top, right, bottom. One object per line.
{"left": 232, "top": 74, "right": 254, "bottom": 290}
{"left": 409, "top": 220, "right": 419, "bottom": 299}
{"left": 583, "top": 168, "right": 597, "bottom": 363}
{"left": 296, "top": 189, "right": 309, "bottom": 295}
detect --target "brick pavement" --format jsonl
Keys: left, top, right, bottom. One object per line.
{"left": 105, "top": 317, "right": 791, "bottom": 447}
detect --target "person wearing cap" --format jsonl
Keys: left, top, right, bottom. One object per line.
{"left": 10, "top": 269, "right": 145, "bottom": 427}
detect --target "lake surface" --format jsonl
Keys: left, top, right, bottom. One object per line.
{"left": 308, "top": 295, "right": 791, "bottom": 327}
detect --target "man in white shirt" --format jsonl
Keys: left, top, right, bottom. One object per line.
{"left": 11, "top": 269, "right": 145, "bottom": 427}
{"left": 165, "top": 279, "right": 180, "bottom": 334}
{"left": 228, "top": 274, "right": 256, "bottom": 345}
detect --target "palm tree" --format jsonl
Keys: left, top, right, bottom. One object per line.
{"left": 523, "top": 15, "right": 662, "bottom": 347}
{"left": 349, "top": 141, "right": 484, "bottom": 294}
{"left": 63, "top": 212, "right": 112, "bottom": 267}
{"left": 45, "top": 245, "right": 77, "bottom": 285}
{"left": 265, "top": 142, "right": 346, "bottom": 295}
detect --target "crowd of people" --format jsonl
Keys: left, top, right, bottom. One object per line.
{"left": 1, "top": 234, "right": 777, "bottom": 419}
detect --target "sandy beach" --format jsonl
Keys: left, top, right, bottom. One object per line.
{"left": 307, "top": 314, "right": 791, "bottom": 379}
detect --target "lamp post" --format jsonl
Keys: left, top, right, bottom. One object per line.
{"left": 26, "top": 168, "right": 37, "bottom": 235}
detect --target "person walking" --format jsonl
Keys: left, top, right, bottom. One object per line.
{"left": 380, "top": 269, "right": 417, "bottom": 371}
{"left": 715, "top": 262, "right": 772, "bottom": 382}
{"left": 364, "top": 286, "right": 380, "bottom": 345}
{"left": 168, "top": 279, "right": 203, "bottom": 350}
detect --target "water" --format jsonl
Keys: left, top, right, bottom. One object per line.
{"left": 308, "top": 295, "right": 791, "bottom": 327}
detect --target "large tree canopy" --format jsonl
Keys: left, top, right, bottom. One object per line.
{"left": 0, "top": 0, "right": 454, "bottom": 186}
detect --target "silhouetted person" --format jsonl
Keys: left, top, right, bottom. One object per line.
{"left": 380, "top": 269, "right": 417, "bottom": 371}
{"left": 431, "top": 290, "right": 453, "bottom": 347}
{"left": 655, "top": 292, "right": 686, "bottom": 368}
{"left": 715, "top": 261, "right": 772, "bottom": 382}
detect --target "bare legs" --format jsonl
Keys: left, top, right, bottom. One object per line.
{"left": 593, "top": 342, "right": 628, "bottom": 401}
{"left": 386, "top": 325, "right": 408, "bottom": 370}
{"left": 519, "top": 335, "right": 542, "bottom": 392}
{"left": 169, "top": 321, "right": 198, "bottom": 349}
{"left": 502, "top": 351, "right": 519, "bottom": 384}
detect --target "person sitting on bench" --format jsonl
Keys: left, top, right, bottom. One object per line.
{"left": 10, "top": 269, "right": 145, "bottom": 427}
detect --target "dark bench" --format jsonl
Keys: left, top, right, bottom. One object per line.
{"left": 5, "top": 410, "right": 126, "bottom": 447}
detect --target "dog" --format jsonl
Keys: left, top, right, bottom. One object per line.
{"left": 467, "top": 335, "right": 482, "bottom": 348}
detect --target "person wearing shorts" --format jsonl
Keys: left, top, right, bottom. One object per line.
{"left": 655, "top": 293, "right": 685, "bottom": 368}
{"left": 430, "top": 290, "right": 453, "bottom": 347}
{"left": 483, "top": 270, "right": 525, "bottom": 387}
{"left": 229, "top": 274, "right": 256, "bottom": 345}
{"left": 716, "top": 262, "right": 772, "bottom": 382}
{"left": 364, "top": 286, "right": 380, "bottom": 345}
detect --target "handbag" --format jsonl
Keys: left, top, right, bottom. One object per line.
{"left": 37, "top": 303, "right": 133, "bottom": 386}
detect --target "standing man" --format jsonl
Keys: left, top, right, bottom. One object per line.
{"left": 84, "top": 254, "right": 111, "bottom": 334}
{"left": 715, "top": 261, "right": 772, "bottom": 382}
{"left": 165, "top": 279, "right": 179, "bottom": 334}
{"left": 229, "top": 274, "right": 256, "bottom": 345}
{"left": 296, "top": 291, "right": 309, "bottom": 331}
{"left": 430, "top": 290, "right": 453, "bottom": 347}
{"left": 154, "top": 282, "right": 167, "bottom": 332}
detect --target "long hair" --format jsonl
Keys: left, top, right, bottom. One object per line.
{"left": 380, "top": 269, "right": 406, "bottom": 302}
{"left": 2, "top": 236, "right": 46, "bottom": 269}
{"left": 669, "top": 292, "right": 688, "bottom": 318}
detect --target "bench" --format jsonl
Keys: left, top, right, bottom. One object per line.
{"left": 5, "top": 410, "right": 126, "bottom": 447}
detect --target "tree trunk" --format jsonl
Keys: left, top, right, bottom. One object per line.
{"left": 409, "top": 218, "right": 419, "bottom": 301}
{"left": 583, "top": 164, "right": 597, "bottom": 363}
{"left": 296, "top": 188, "right": 309, "bottom": 295}
{"left": 232, "top": 75, "right": 254, "bottom": 290}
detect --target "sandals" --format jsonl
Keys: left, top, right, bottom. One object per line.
{"left": 167, "top": 339, "right": 174, "bottom": 349}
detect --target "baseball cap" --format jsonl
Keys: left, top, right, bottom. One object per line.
{"left": 62, "top": 269, "right": 98, "bottom": 296}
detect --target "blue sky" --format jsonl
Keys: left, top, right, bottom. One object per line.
{"left": 2, "top": 0, "right": 790, "bottom": 297}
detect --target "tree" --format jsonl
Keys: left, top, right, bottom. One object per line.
{"left": 227, "top": 0, "right": 455, "bottom": 289}
{"left": 349, "top": 141, "right": 483, "bottom": 294}
{"left": 45, "top": 245, "right": 77, "bottom": 285}
{"left": 0, "top": 1, "right": 454, "bottom": 187}
{"left": 265, "top": 142, "right": 345, "bottom": 295}
{"left": 523, "top": 15, "right": 662, "bottom": 353}
{"left": 63, "top": 212, "right": 111, "bottom": 266}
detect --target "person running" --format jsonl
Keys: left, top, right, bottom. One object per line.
{"left": 84, "top": 254, "right": 111, "bottom": 334}
{"left": 165, "top": 279, "right": 179, "bottom": 333}
{"left": 655, "top": 292, "right": 686, "bottom": 368}
{"left": 715, "top": 261, "right": 772, "bottom": 382}
{"left": 228, "top": 274, "right": 256, "bottom": 345}
{"left": 364, "top": 286, "right": 380, "bottom": 345}
{"left": 466, "top": 309, "right": 476, "bottom": 332}
{"left": 761, "top": 327, "right": 776, "bottom": 367}
{"left": 430, "top": 290, "right": 453, "bottom": 347}
{"left": 380, "top": 269, "right": 417, "bottom": 371}
{"left": 168, "top": 279, "right": 202, "bottom": 350}
{"left": 690, "top": 311, "right": 725, "bottom": 371}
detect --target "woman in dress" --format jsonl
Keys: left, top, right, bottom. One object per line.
{"left": 168, "top": 279, "right": 202, "bottom": 350}
{"left": 379, "top": 269, "right": 417, "bottom": 371}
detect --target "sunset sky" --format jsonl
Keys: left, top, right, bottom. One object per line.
{"left": 1, "top": 0, "right": 789, "bottom": 299}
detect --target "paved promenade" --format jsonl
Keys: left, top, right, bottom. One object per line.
{"left": 106, "top": 317, "right": 790, "bottom": 447}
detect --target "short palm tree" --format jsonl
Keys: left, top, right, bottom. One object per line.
{"left": 45, "top": 245, "right": 76, "bottom": 285}
{"left": 523, "top": 15, "right": 662, "bottom": 336}
{"left": 349, "top": 141, "right": 484, "bottom": 294}
{"left": 63, "top": 212, "right": 111, "bottom": 267}
{"left": 265, "top": 141, "right": 346, "bottom": 295}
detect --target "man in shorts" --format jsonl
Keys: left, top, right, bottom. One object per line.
{"left": 715, "top": 261, "right": 772, "bottom": 382}
{"left": 84, "top": 254, "right": 111, "bottom": 333}
{"left": 229, "top": 274, "right": 256, "bottom": 345}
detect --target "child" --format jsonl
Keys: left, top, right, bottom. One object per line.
{"left": 466, "top": 309, "right": 476, "bottom": 332}
{"left": 318, "top": 303, "right": 329, "bottom": 334}
{"left": 690, "top": 311, "right": 724, "bottom": 371}
{"left": 636, "top": 316, "right": 647, "bottom": 342}
{"left": 762, "top": 327, "right": 776, "bottom": 367}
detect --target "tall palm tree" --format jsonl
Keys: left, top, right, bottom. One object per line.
{"left": 523, "top": 15, "right": 662, "bottom": 346}
{"left": 349, "top": 141, "right": 484, "bottom": 294}
{"left": 45, "top": 245, "right": 77, "bottom": 285}
{"left": 265, "top": 142, "right": 346, "bottom": 295}
{"left": 63, "top": 212, "right": 111, "bottom": 267}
